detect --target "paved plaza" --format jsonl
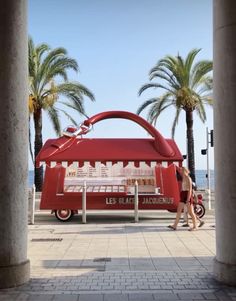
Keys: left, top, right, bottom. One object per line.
{"left": 0, "top": 211, "right": 236, "bottom": 300}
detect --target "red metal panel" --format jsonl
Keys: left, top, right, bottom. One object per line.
{"left": 40, "top": 193, "right": 178, "bottom": 211}
{"left": 40, "top": 165, "right": 66, "bottom": 209}
{"left": 160, "top": 164, "right": 180, "bottom": 205}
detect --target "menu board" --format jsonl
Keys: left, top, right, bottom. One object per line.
{"left": 66, "top": 162, "right": 154, "bottom": 178}
{"left": 65, "top": 162, "right": 156, "bottom": 194}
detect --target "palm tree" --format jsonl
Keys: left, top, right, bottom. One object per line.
{"left": 28, "top": 37, "right": 95, "bottom": 191}
{"left": 137, "top": 49, "right": 213, "bottom": 183}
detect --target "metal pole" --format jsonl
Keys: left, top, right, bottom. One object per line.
{"left": 82, "top": 181, "right": 87, "bottom": 224}
{"left": 134, "top": 180, "right": 139, "bottom": 223}
{"left": 206, "top": 127, "right": 211, "bottom": 210}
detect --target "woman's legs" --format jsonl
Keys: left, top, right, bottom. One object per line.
{"left": 182, "top": 205, "right": 189, "bottom": 226}
{"left": 187, "top": 203, "right": 197, "bottom": 229}
{"left": 172, "top": 202, "right": 185, "bottom": 229}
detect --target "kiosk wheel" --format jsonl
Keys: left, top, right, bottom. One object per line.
{"left": 194, "top": 204, "right": 206, "bottom": 219}
{"left": 55, "top": 209, "right": 73, "bottom": 222}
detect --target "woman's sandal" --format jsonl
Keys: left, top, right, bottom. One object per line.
{"left": 188, "top": 227, "right": 198, "bottom": 231}
{"left": 182, "top": 223, "right": 190, "bottom": 227}
{"left": 199, "top": 221, "right": 205, "bottom": 228}
{"left": 168, "top": 225, "right": 176, "bottom": 230}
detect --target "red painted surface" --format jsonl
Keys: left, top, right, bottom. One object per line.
{"left": 36, "top": 111, "right": 183, "bottom": 213}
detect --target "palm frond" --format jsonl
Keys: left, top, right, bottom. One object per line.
{"left": 201, "top": 96, "right": 213, "bottom": 106}
{"left": 56, "top": 82, "right": 95, "bottom": 101}
{"left": 156, "top": 56, "right": 185, "bottom": 88}
{"left": 37, "top": 48, "right": 78, "bottom": 91}
{"left": 138, "top": 83, "right": 173, "bottom": 96}
{"left": 184, "top": 49, "right": 201, "bottom": 80}
{"left": 171, "top": 108, "right": 181, "bottom": 138}
{"left": 146, "top": 93, "right": 173, "bottom": 126}
{"left": 54, "top": 82, "right": 93, "bottom": 118}
{"left": 149, "top": 69, "right": 180, "bottom": 90}
{"left": 46, "top": 106, "right": 61, "bottom": 136}
{"left": 136, "top": 98, "right": 160, "bottom": 115}
{"left": 57, "top": 108, "right": 79, "bottom": 126}
{"left": 195, "top": 99, "right": 207, "bottom": 123}
{"left": 41, "top": 58, "right": 79, "bottom": 89}
{"left": 58, "top": 101, "right": 89, "bottom": 118}
{"left": 148, "top": 102, "right": 173, "bottom": 126}
{"left": 191, "top": 61, "right": 213, "bottom": 88}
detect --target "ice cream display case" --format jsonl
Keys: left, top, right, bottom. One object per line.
{"left": 36, "top": 111, "right": 183, "bottom": 221}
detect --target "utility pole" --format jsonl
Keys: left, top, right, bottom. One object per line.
{"left": 206, "top": 127, "right": 211, "bottom": 210}
{"left": 201, "top": 127, "right": 214, "bottom": 210}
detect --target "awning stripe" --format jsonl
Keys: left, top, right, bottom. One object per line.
{"left": 44, "top": 160, "right": 181, "bottom": 168}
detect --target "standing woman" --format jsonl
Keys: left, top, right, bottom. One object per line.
{"left": 168, "top": 167, "right": 198, "bottom": 231}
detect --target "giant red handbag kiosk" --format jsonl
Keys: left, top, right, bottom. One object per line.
{"left": 36, "top": 111, "right": 183, "bottom": 221}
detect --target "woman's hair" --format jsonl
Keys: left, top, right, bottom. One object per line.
{"left": 182, "top": 167, "right": 190, "bottom": 175}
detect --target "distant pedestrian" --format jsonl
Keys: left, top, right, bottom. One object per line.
{"left": 168, "top": 167, "right": 198, "bottom": 231}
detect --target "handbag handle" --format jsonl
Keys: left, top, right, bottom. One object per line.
{"left": 83, "top": 111, "right": 175, "bottom": 157}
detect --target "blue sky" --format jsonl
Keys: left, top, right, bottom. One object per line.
{"left": 28, "top": 0, "right": 213, "bottom": 170}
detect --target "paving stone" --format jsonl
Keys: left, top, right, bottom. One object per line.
{"left": 177, "top": 292, "right": 204, "bottom": 300}
{"left": 153, "top": 292, "right": 179, "bottom": 300}
{"left": 0, "top": 294, "right": 19, "bottom": 301}
{"left": 172, "top": 285, "right": 186, "bottom": 289}
{"left": 52, "top": 295, "right": 79, "bottom": 301}
{"left": 15, "top": 293, "right": 31, "bottom": 301}
{"left": 104, "top": 294, "right": 128, "bottom": 301}
{"left": 125, "top": 285, "right": 139, "bottom": 290}
{"left": 90, "top": 286, "right": 102, "bottom": 290}
{"left": 202, "top": 292, "right": 218, "bottom": 300}
{"left": 79, "top": 294, "right": 103, "bottom": 301}
{"left": 129, "top": 293, "right": 154, "bottom": 300}
{"left": 78, "top": 286, "right": 91, "bottom": 290}
{"left": 102, "top": 285, "right": 115, "bottom": 290}
{"left": 27, "top": 295, "right": 54, "bottom": 301}
{"left": 104, "top": 293, "right": 129, "bottom": 301}
{"left": 214, "top": 291, "right": 234, "bottom": 301}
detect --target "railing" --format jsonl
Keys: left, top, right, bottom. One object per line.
{"left": 79, "top": 181, "right": 139, "bottom": 224}
{"left": 28, "top": 186, "right": 41, "bottom": 225}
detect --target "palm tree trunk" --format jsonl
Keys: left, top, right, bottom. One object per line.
{"left": 34, "top": 108, "right": 43, "bottom": 191}
{"left": 29, "top": 116, "right": 34, "bottom": 164}
{"left": 186, "top": 110, "right": 196, "bottom": 183}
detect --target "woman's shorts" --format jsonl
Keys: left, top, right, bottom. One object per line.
{"left": 180, "top": 190, "right": 192, "bottom": 204}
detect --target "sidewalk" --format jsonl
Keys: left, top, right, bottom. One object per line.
{"left": 0, "top": 212, "right": 236, "bottom": 301}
